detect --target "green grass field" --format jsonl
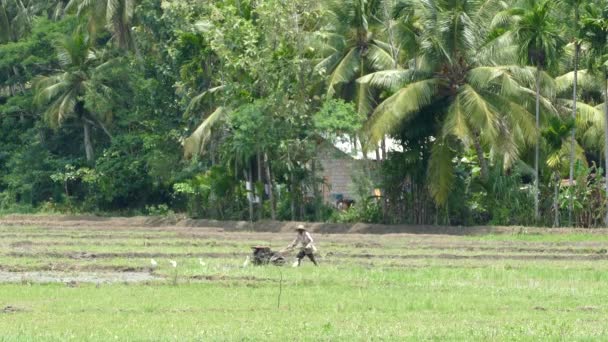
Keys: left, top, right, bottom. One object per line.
{"left": 0, "top": 221, "right": 607, "bottom": 341}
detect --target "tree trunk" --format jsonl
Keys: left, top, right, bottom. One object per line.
{"left": 604, "top": 75, "right": 608, "bottom": 226}
{"left": 379, "top": 136, "right": 388, "bottom": 222}
{"left": 256, "top": 151, "right": 263, "bottom": 221}
{"left": 83, "top": 120, "right": 94, "bottom": 162}
{"left": 535, "top": 66, "right": 541, "bottom": 223}
{"left": 553, "top": 171, "right": 560, "bottom": 228}
{"left": 311, "top": 157, "right": 320, "bottom": 221}
{"left": 245, "top": 167, "right": 254, "bottom": 223}
{"left": 234, "top": 159, "right": 240, "bottom": 214}
{"left": 290, "top": 173, "right": 296, "bottom": 221}
{"left": 299, "top": 181, "right": 305, "bottom": 220}
{"left": 473, "top": 134, "right": 489, "bottom": 183}
{"left": 570, "top": 7, "right": 580, "bottom": 227}
{"left": 264, "top": 153, "right": 276, "bottom": 220}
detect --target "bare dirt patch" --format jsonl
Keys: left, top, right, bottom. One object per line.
{"left": 329, "top": 252, "right": 608, "bottom": 261}
{"left": 1, "top": 305, "right": 25, "bottom": 313}
{"left": 4, "top": 214, "right": 608, "bottom": 235}
{"left": 0, "top": 263, "right": 151, "bottom": 273}
{"left": 7, "top": 240, "right": 239, "bottom": 248}
{"left": 578, "top": 306, "right": 599, "bottom": 312}
{"left": 0, "top": 270, "right": 160, "bottom": 284}
{"left": 189, "top": 274, "right": 274, "bottom": 283}
{"left": 5, "top": 251, "right": 243, "bottom": 260}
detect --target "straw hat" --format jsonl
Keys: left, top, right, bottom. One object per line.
{"left": 295, "top": 224, "right": 306, "bottom": 231}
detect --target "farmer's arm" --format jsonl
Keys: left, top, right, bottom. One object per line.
{"left": 304, "top": 232, "right": 314, "bottom": 248}
{"left": 287, "top": 237, "right": 298, "bottom": 249}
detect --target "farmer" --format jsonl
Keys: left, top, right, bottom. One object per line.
{"left": 286, "top": 224, "right": 318, "bottom": 266}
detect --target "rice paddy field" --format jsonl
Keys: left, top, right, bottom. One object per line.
{"left": 1, "top": 216, "right": 608, "bottom": 341}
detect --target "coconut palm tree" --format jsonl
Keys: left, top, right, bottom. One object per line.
{"left": 0, "top": 2, "right": 10, "bottom": 43}
{"left": 65, "top": 0, "right": 135, "bottom": 50}
{"left": 511, "top": 0, "right": 564, "bottom": 222}
{"left": 543, "top": 116, "right": 579, "bottom": 227}
{"left": 358, "top": 0, "right": 539, "bottom": 205}
{"left": 561, "top": 0, "right": 584, "bottom": 226}
{"left": 316, "top": 0, "right": 395, "bottom": 99}
{"left": 0, "top": 0, "right": 65, "bottom": 43}
{"left": 35, "top": 32, "right": 114, "bottom": 162}
{"left": 578, "top": 3, "right": 608, "bottom": 225}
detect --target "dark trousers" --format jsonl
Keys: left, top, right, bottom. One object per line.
{"left": 296, "top": 249, "right": 318, "bottom": 266}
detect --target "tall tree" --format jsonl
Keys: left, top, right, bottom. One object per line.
{"left": 579, "top": 3, "right": 608, "bottom": 225}
{"left": 316, "top": 0, "right": 395, "bottom": 99}
{"left": 35, "top": 32, "right": 114, "bottom": 161}
{"left": 543, "top": 116, "right": 576, "bottom": 227}
{"left": 511, "top": 0, "right": 564, "bottom": 222}
{"left": 1, "top": 0, "right": 65, "bottom": 42}
{"left": 66, "top": 0, "right": 135, "bottom": 50}
{"left": 316, "top": 0, "right": 395, "bottom": 157}
{"left": 562, "top": 0, "right": 584, "bottom": 226}
{"left": 359, "top": 0, "right": 538, "bottom": 205}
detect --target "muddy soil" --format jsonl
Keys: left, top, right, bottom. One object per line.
{"left": 0, "top": 270, "right": 159, "bottom": 284}
{"left": 1, "top": 215, "right": 607, "bottom": 284}
{"left": 2, "top": 215, "right": 608, "bottom": 235}
{"left": 6, "top": 240, "right": 606, "bottom": 254}
{"left": 5, "top": 251, "right": 244, "bottom": 259}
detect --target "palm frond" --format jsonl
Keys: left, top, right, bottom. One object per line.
{"left": 314, "top": 52, "right": 343, "bottom": 76}
{"left": 572, "top": 100, "right": 604, "bottom": 130}
{"left": 357, "top": 69, "right": 418, "bottom": 91}
{"left": 327, "top": 48, "right": 361, "bottom": 97}
{"left": 34, "top": 75, "right": 71, "bottom": 105}
{"left": 493, "top": 96, "right": 537, "bottom": 147}
{"left": 0, "top": 5, "right": 9, "bottom": 43}
{"left": 459, "top": 85, "right": 499, "bottom": 140}
{"left": 183, "top": 107, "right": 228, "bottom": 158}
{"left": 184, "top": 85, "right": 225, "bottom": 118}
{"left": 365, "top": 79, "right": 438, "bottom": 143}
{"left": 555, "top": 69, "right": 599, "bottom": 94}
{"left": 357, "top": 79, "right": 375, "bottom": 118}
{"left": 546, "top": 138, "right": 587, "bottom": 170}
{"left": 443, "top": 92, "right": 471, "bottom": 143}
{"left": 366, "top": 43, "right": 395, "bottom": 70}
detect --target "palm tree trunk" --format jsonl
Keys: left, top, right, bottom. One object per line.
{"left": 83, "top": 120, "right": 94, "bottom": 162}
{"left": 290, "top": 173, "right": 296, "bottom": 221}
{"left": 604, "top": 74, "right": 608, "bottom": 226}
{"left": 311, "top": 156, "right": 320, "bottom": 221}
{"left": 569, "top": 8, "right": 580, "bottom": 227}
{"left": 257, "top": 151, "right": 263, "bottom": 221}
{"left": 299, "top": 181, "right": 305, "bottom": 219}
{"left": 245, "top": 167, "right": 254, "bottom": 223}
{"left": 264, "top": 153, "right": 276, "bottom": 220}
{"left": 535, "top": 65, "right": 541, "bottom": 223}
{"left": 473, "top": 134, "right": 489, "bottom": 183}
{"left": 553, "top": 171, "right": 560, "bottom": 227}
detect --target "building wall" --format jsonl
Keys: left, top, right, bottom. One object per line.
{"left": 317, "top": 143, "right": 359, "bottom": 205}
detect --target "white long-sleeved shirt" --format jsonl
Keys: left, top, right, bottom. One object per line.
{"left": 289, "top": 232, "right": 317, "bottom": 252}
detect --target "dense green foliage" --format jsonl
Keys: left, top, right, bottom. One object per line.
{"left": 2, "top": 0, "right": 608, "bottom": 226}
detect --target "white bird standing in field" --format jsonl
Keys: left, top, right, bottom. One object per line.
{"left": 198, "top": 258, "right": 206, "bottom": 267}
{"left": 150, "top": 259, "right": 158, "bottom": 268}
{"left": 169, "top": 260, "right": 177, "bottom": 268}
{"left": 243, "top": 256, "right": 250, "bottom": 268}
